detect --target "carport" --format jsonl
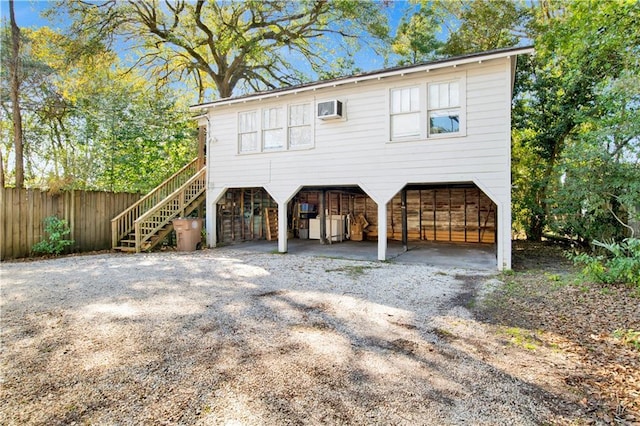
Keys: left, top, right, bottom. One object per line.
{"left": 212, "top": 184, "right": 498, "bottom": 269}
{"left": 221, "top": 238, "right": 497, "bottom": 270}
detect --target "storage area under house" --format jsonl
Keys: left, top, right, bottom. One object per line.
{"left": 216, "top": 185, "right": 496, "bottom": 246}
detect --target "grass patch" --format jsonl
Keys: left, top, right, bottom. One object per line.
{"left": 502, "top": 326, "right": 540, "bottom": 351}
{"left": 613, "top": 329, "right": 640, "bottom": 350}
{"left": 325, "top": 264, "right": 380, "bottom": 277}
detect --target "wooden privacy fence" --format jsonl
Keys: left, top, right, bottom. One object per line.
{"left": 1, "top": 188, "right": 140, "bottom": 260}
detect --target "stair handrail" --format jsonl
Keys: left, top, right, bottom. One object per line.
{"left": 111, "top": 157, "right": 200, "bottom": 247}
{"left": 134, "top": 166, "right": 207, "bottom": 251}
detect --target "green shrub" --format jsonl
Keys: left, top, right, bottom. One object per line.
{"left": 31, "top": 216, "right": 75, "bottom": 256}
{"left": 569, "top": 238, "right": 640, "bottom": 287}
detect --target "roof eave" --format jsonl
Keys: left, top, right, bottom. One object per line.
{"left": 190, "top": 46, "right": 534, "bottom": 113}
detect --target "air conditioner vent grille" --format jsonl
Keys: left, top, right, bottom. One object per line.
{"left": 317, "top": 100, "right": 343, "bottom": 120}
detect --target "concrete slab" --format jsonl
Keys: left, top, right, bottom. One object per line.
{"left": 214, "top": 239, "right": 497, "bottom": 270}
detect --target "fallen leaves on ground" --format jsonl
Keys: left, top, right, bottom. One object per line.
{"left": 476, "top": 241, "right": 640, "bottom": 424}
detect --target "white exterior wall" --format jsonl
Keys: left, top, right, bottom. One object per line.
{"left": 204, "top": 56, "right": 516, "bottom": 269}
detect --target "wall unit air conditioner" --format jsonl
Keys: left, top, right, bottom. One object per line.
{"left": 317, "top": 100, "right": 343, "bottom": 120}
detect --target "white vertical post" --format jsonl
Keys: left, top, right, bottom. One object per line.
{"left": 498, "top": 202, "right": 512, "bottom": 270}
{"left": 278, "top": 201, "right": 288, "bottom": 253}
{"left": 206, "top": 190, "right": 217, "bottom": 248}
{"left": 377, "top": 201, "right": 387, "bottom": 261}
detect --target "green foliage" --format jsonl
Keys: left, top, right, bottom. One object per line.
{"left": 432, "top": 0, "right": 526, "bottom": 56}
{"left": 512, "top": 0, "right": 640, "bottom": 243}
{"left": 570, "top": 238, "right": 640, "bottom": 287}
{"left": 392, "top": 5, "right": 442, "bottom": 65}
{"left": 31, "top": 216, "right": 74, "bottom": 255}
{"left": 0, "top": 24, "right": 196, "bottom": 192}
{"left": 502, "top": 326, "right": 540, "bottom": 351}
{"left": 613, "top": 329, "right": 640, "bottom": 351}
{"left": 59, "top": 0, "right": 390, "bottom": 98}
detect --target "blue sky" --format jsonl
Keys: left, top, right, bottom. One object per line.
{"left": 1, "top": 0, "right": 418, "bottom": 73}
{"left": 1, "top": 0, "right": 53, "bottom": 28}
{"left": 2, "top": 0, "right": 413, "bottom": 31}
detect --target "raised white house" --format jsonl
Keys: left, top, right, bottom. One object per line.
{"left": 190, "top": 46, "right": 534, "bottom": 270}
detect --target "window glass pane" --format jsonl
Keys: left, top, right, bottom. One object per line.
{"left": 263, "top": 109, "right": 272, "bottom": 128}
{"left": 263, "top": 129, "right": 284, "bottom": 149}
{"left": 400, "top": 88, "right": 410, "bottom": 112}
{"left": 429, "top": 109, "right": 460, "bottom": 134}
{"left": 439, "top": 84, "right": 449, "bottom": 109}
{"left": 391, "top": 89, "right": 401, "bottom": 113}
{"left": 240, "top": 132, "right": 257, "bottom": 152}
{"left": 263, "top": 107, "right": 282, "bottom": 129}
{"left": 289, "top": 104, "right": 310, "bottom": 126}
{"left": 289, "top": 126, "right": 312, "bottom": 147}
{"left": 449, "top": 82, "right": 459, "bottom": 107}
{"left": 429, "top": 84, "right": 439, "bottom": 109}
{"left": 289, "top": 105, "right": 299, "bottom": 126}
{"left": 410, "top": 87, "right": 419, "bottom": 111}
{"left": 392, "top": 87, "right": 420, "bottom": 113}
{"left": 391, "top": 112, "right": 420, "bottom": 139}
{"left": 239, "top": 111, "right": 256, "bottom": 132}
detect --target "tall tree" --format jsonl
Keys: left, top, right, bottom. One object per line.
{"left": 431, "top": 0, "right": 527, "bottom": 55}
{"left": 392, "top": 4, "right": 442, "bottom": 65}
{"left": 1, "top": 22, "right": 196, "bottom": 192}
{"left": 7, "top": 0, "right": 24, "bottom": 188}
{"left": 513, "top": 0, "right": 640, "bottom": 242}
{"left": 60, "top": 0, "right": 389, "bottom": 99}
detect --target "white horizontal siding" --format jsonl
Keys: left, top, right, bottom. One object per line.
{"left": 207, "top": 58, "right": 511, "bottom": 205}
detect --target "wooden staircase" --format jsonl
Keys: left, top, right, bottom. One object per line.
{"left": 111, "top": 158, "right": 206, "bottom": 253}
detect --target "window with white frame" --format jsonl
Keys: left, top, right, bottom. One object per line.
{"left": 428, "top": 81, "right": 460, "bottom": 135}
{"left": 238, "top": 111, "right": 258, "bottom": 153}
{"left": 238, "top": 104, "right": 313, "bottom": 153}
{"left": 390, "top": 86, "right": 420, "bottom": 140}
{"left": 288, "top": 103, "right": 312, "bottom": 148}
{"left": 262, "top": 107, "right": 284, "bottom": 150}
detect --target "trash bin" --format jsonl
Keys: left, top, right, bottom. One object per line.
{"left": 173, "top": 218, "right": 203, "bottom": 251}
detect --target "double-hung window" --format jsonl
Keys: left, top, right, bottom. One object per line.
{"left": 262, "top": 107, "right": 284, "bottom": 150}
{"left": 238, "top": 111, "right": 258, "bottom": 153}
{"left": 390, "top": 86, "right": 420, "bottom": 140}
{"left": 288, "top": 103, "right": 312, "bottom": 148}
{"left": 428, "top": 81, "right": 460, "bottom": 135}
{"left": 239, "top": 103, "right": 313, "bottom": 153}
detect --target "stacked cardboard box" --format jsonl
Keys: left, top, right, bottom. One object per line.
{"left": 350, "top": 213, "right": 369, "bottom": 241}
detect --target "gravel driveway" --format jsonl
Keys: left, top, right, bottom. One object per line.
{"left": 1, "top": 249, "right": 584, "bottom": 425}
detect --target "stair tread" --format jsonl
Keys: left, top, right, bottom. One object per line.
{"left": 114, "top": 246, "right": 137, "bottom": 252}
{"left": 113, "top": 174, "right": 205, "bottom": 252}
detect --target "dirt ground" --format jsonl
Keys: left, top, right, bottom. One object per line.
{"left": 476, "top": 241, "right": 640, "bottom": 424}
{"left": 1, "top": 242, "right": 638, "bottom": 425}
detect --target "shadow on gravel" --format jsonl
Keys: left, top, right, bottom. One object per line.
{"left": 0, "top": 249, "right": 593, "bottom": 425}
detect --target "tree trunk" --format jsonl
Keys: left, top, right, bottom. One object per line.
{"left": 0, "top": 148, "right": 5, "bottom": 188}
{"left": 9, "top": 0, "right": 25, "bottom": 188}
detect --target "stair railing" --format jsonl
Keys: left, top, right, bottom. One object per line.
{"left": 111, "top": 158, "right": 200, "bottom": 248}
{"left": 134, "top": 166, "right": 206, "bottom": 252}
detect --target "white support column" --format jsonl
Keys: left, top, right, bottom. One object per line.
{"left": 278, "top": 201, "right": 288, "bottom": 253}
{"left": 206, "top": 187, "right": 226, "bottom": 248}
{"left": 206, "top": 197, "right": 216, "bottom": 247}
{"left": 377, "top": 202, "right": 387, "bottom": 261}
{"left": 498, "top": 202, "right": 512, "bottom": 270}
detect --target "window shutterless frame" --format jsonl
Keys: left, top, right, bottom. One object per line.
{"left": 238, "top": 102, "right": 314, "bottom": 154}
{"left": 262, "top": 107, "right": 284, "bottom": 151}
{"left": 238, "top": 110, "right": 258, "bottom": 153}
{"left": 389, "top": 85, "right": 422, "bottom": 141}
{"left": 288, "top": 103, "right": 313, "bottom": 149}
